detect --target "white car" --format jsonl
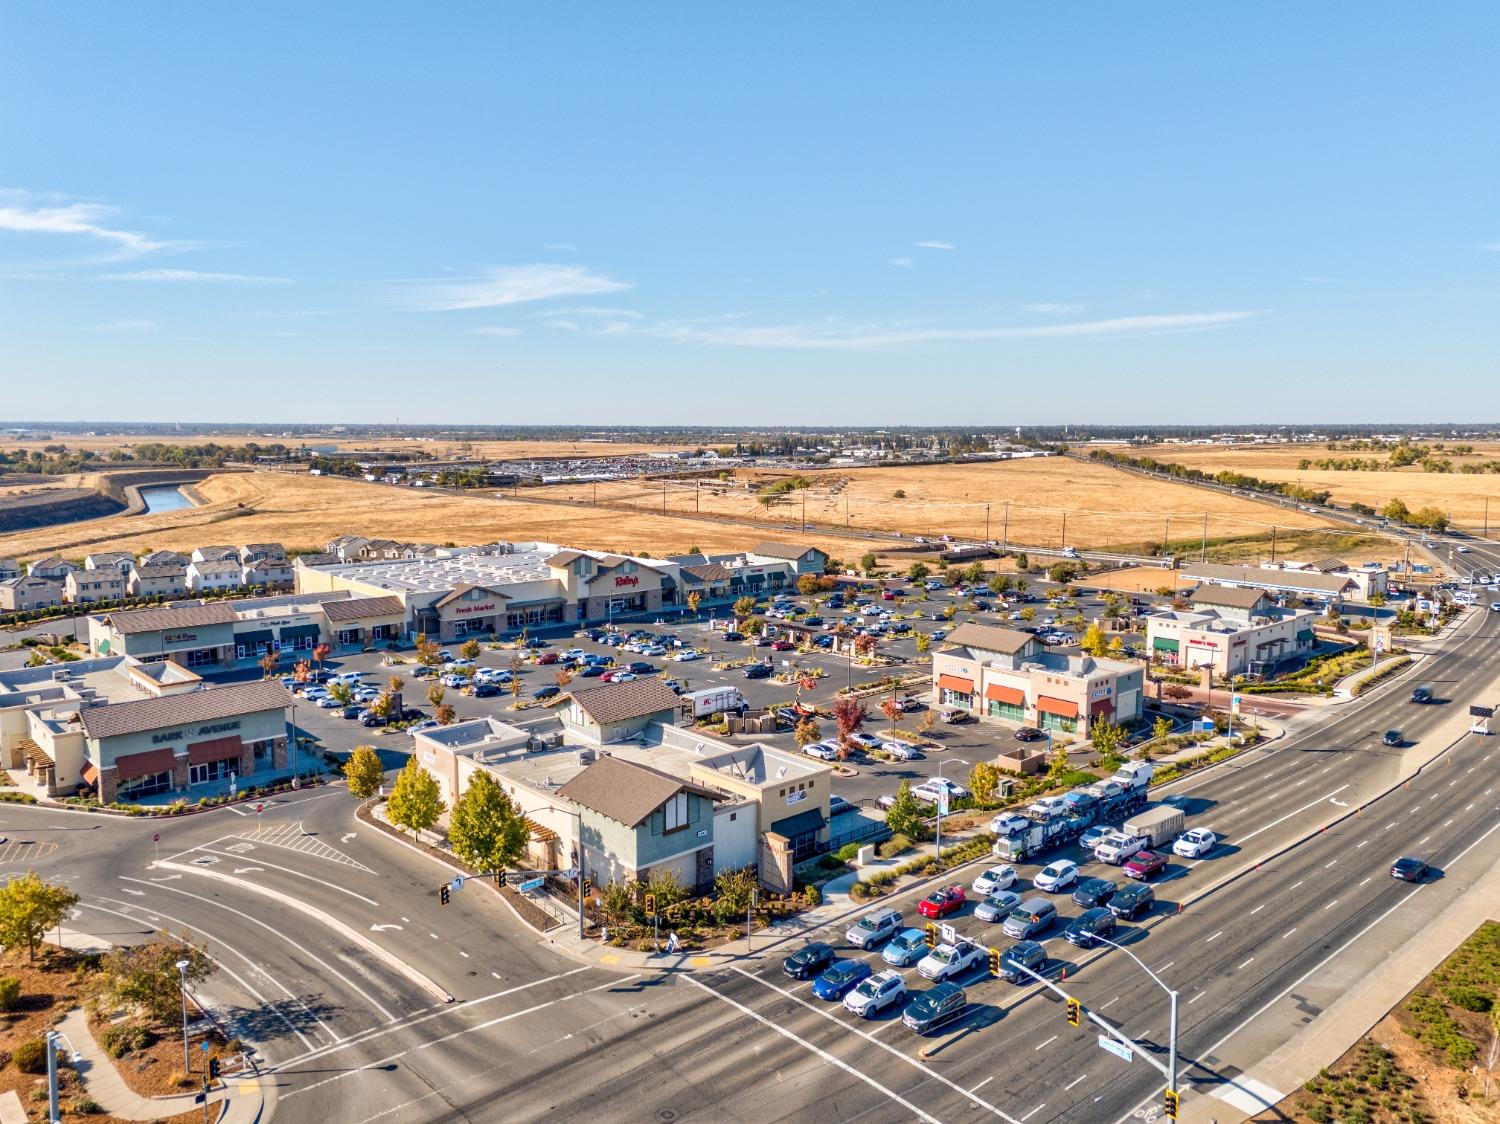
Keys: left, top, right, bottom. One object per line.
{"left": 1033, "top": 860, "right": 1080, "bottom": 892}
{"left": 315, "top": 694, "right": 343, "bottom": 708}
{"left": 846, "top": 732, "right": 882, "bottom": 750}
{"left": 911, "top": 778, "right": 970, "bottom": 805}
{"left": 879, "top": 740, "right": 922, "bottom": 761}
{"left": 562, "top": 648, "right": 586, "bottom": 659}
{"left": 843, "top": 969, "right": 907, "bottom": 1019}
{"left": 803, "top": 742, "right": 839, "bottom": 761}
{"left": 1173, "top": 828, "right": 1218, "bottom": 859}
{"left": 674, "top": 650, "right": 700, "bottom": 662}
{"left": 972, "top": 865, "right": 1019, "bottom": 896}
{"left": 917, "top": 940, "right": 987, "bottom": 982}
{"left": 328, "top": 672, "right": 362, "bottom": 686}
{"left": 443, "top": 658, "right": 474, "bottom": 669}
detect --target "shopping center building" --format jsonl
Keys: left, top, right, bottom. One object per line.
{"left": 0, "top": 657, "right": 292, "bottom": 802}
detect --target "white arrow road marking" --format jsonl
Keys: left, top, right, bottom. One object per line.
{"left": 122, "top": 888, "right": 145, "bottom": 896}
{"left": 341, "top": 833, "right": 357, "bottom": 843}
{"left": 1329, "top": 798, "right": 1348, "bottom": 807}
{"left": 150, "top": 874, "right": 183, "bottom": 881}
{"left": 233, "top": 867, "right": 265, "bottom": 875}
{"left": 370, "top": 923, "right": 403, "bottom": 932}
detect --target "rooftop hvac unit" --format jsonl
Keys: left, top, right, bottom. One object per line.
{"left": 577, "top": 748, "right": 596, "bottom": 765}
{"left": 50, "top": 669, "right": 70, "bottom": 681}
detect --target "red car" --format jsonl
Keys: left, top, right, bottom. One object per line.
{"left": 536, "top": 652, "right": 560, "bottom": 665}
{"left": 1123, "top": 850, "right": 1168, "bottom": 881}
{"left": 917, "top": 886, "right": 967, "bottom": 919}
{"left": 770, "top": 640, "right": 795, "bottom": 651}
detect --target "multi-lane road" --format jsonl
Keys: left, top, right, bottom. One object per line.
{"left": 4, "top": 599, "right": 1497, "bottom": 1122}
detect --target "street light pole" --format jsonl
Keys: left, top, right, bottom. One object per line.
{"left": 1093, "top": 934, "right": 1179, "bottom": 1102}
{"left": 176, "top": 959, "right": 191, "bottom": 1075}
{"left": 934, "top": 758, "right": 969, "bottom": 861}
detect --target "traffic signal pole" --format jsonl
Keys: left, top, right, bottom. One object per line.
{"left": 1008, "top": 960, "right": 1173, "bottom": 1084}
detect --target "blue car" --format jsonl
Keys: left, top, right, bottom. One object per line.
{"left": 882, "top": 928, "right": 931, "bottom": 967}
{"left": 811, "top": 958, "right": 872, "bottom": 1001}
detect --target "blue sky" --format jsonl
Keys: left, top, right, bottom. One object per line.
{"left": 2, "top": 4, "right": 1497, "bottom": 426}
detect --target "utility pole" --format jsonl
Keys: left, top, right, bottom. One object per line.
{"left": 1061, "top": 512, "right": 1067, "bottom": 550}
{"left": 984, "top": 503, "right": 991, "bottom": 544}
{"left": 1002, "top": 502, "right": 1010, "bottom": 551}
{"left": 1163, "top": 518, "right": 1170, "bottom": 556}
{"left": 662, "top": 480, "right": 667, "bottom": 515}
{"left": 801, "top": 490, "right": 807, "bottom": 532}
{"left": 177, "top": 960, "right": 192, "bottom": 1075}
{"left": 1270, "top": 525, "right": 1278, "bottom": 563}
{"left": 1201, "top": 514, "right": 1208, "bottom": 562}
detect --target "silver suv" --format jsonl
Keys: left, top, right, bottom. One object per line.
{"left": 1002, "top": 897, "right": 1058, "bottom": 940}
{"left": 846, "top": 908, "right": 902, "bottom": 949}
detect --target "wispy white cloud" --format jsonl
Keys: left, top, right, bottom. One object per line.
{"left": 650, "top": 311, "right": 1263, "bottom": 351}
{"left": 546, "top": 319, "right": 582, "bottom": 332}
{"left": 1023, "top": 302, "right": 1081, "bottom": 314}
{"left": 471, "top": 325, "right": 521, "bottom": 337}
{"left": 535, "top": 305, "right": 643, "bottom": 320}
{"left": 400, "top": 264, "right": 629, "bottom": 311}
{"left": 104, "top": 267, "right": 292, "bottom": 284}
{"left": 0, "top": 197, "right": 165, "bottom": 259}
{"left": 914, "top": 240, "right": 956, "bottom": 251}
{"left": 86, "top": 317, "right": 161, "bottom": 334}
{"left": 888, "top": 257, "right": 914, "bottom": 268}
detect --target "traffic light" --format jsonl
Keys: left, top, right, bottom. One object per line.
{"left": 1065, "top": 997, "right": 1082, "bottom": 1027}
{"left": 924, "top": 923, "right": 938, "bottom": 948}
{"left": 496, "top": 870, "right": 507, "bottom": 887}
{"left": 440, "top": 883, "right": 450, "bottom": 906}
{"left": 645, "top": 893, "right": 657, "bottom": 916}
{"left": 208, "top": 1056, "right": 220, "bottom": 1080}
{"left": 1163, "top": 1089, "right": 1179, "bottom": 1119}
{"left": 988, "top": 947, "right": 1001, "bottom": 977}
{"left": 583, "top": 877, "right": 592, "bottom": 898}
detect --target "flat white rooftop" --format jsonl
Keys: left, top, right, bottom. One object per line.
{"left": 318, "top": 546, "right": 674, "bottom": 595}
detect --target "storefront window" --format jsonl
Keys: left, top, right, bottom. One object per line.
{"left": 118, "top": 770, "right": 172, "bottom": 798}
{"left": 987, "top": 700, "right": 1025, "bottom": 722}
{"left": 940, "top": 688, "right": 973, "bottom": 708}
{"left": 1039, "top": 712, "right": 1077, "bottom": 734}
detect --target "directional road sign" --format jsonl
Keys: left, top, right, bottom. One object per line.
{"left": 1098, "top": 1035, "right": 1134, "bottom": 1062}
{"left": 517, "top": 877, "right": 546, "bottom": 894}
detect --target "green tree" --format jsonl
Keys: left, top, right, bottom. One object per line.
{"left": 859, "top": 551, "right": 878, "bottom": 574}
{"left": 797, "top": 573, "right": 820, "bottom": 596}
{"left": 907, "top": 562, "right": 930, "bottom": 581}
{"left": 0, "top": 872, "right": 79, "bottom": 961}
{"left": 962, "top": 562, "right": 987, "bottom": 585}
{"left": 448, "top": 771, "right": 529, "bottom": 874}
{"left": 914, "top": 631, "right": 932, "bottom": 654}
{"left": 645, "top": 868, "right": 686, "bottom": 913}
{"left": 1091, "top": 717, "right": 1125, "bottom": 761}
{"left": 733, "top": 596, "right": 757, "bottom": 621}
{"left": 1106, "top": 636, "right": 1126, "bottom": 659}
{"left": 1047, "top": 738, "right": 1071, "bottom": 777}
{"left": 883, "top": 781, "right": 926, "bottom": 839}
{"left": 1381, "top": 498, "right": 1410, "bottom": 523}
{"left": 427, "top": 684, "right": 446, "bottom": 709}
{"left": 685, "top": 591, "right": 701, "bottom": 618}
{"left": 370, "top": 691, "right": 395, "bottom": 721}
{"left": 342, "top": 745, "right": 384, "bottom": 799}
{"left": 1019, "top": 606, "right": 1036, "bottom": 622}
{"left": 328, "top": 681, "right": 353, "bottom": 707}
{"left": 1079, "top": 621, "right": 1107, "bottom": 656}
{"left": 414, "top": 633, "right": 444, "bottom": 668}
{"left": 1152, "top": 715, "right": 1173, "bottom": 741}
{"left": 1014, "top": 552, "right": 1029, "bottom": 571}
{"left": 386, "top": 757, "right": 446, "bottom": 836}
{"left": 711, "top": 866, "right": 758, "bottom": 924}
{"left": 968, "top": 760, "right": 1001, "bottom": 803}
{"left": 987, "top": 573, "right": 1013, "bottom": 595}
{"left": 460, "top": 638, "right": 482, "bottom": 661}
{"left": 99, "top": 932, "right": 213, "bottom": 1024}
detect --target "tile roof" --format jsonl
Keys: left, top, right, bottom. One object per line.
{"left": 1188, "top": 585, "right": 1272, "bottom": 610}
{"left": 191, "top": 560, "right": 242, "bottom": 575}
{"left": 545, "top": 550, "right": 585, "bottom": 567}
{"left": 681, "top": 562, "right": 732, "bottom": 583}
{"left": 557, "top": 754, "right": 721, "bottom": 828}
{"left": 80, "top": 680, "right": 292, "bottom": 740}
{"left": 568, "top": 678, "right": 682, "bottom": 726}
{"left": 104, "top": 602, "right": 238, "bottom": 635}
{"left": 321, "top": 594, "right": 405, "bottom": 622}
{"left": 943, "top": 622, "right": 1036, "bottom": 655}
{"left": 434, "top": 583, "right": 511, "bottom": 610}
{"left": 750, "top": 541, "right": 824, "bottom": 561}
{"left": 132, "top": 563, "right": 187, "bottom": 578}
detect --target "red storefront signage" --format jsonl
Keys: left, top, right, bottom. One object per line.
{"left": 453, "top": 603, "right": 496, "bottom": 615}
{"left": 614, "top": 576, "right": 640, "bottom": 588}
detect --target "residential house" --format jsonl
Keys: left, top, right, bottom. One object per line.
{"left": 26, "top": 557, "right": 78, "bottom": 581}
{"left": 65, "top": 568, "right": 127, "bottom": 604}
{"left": 186, "top": 559, "right": 242, "bottom": 594}
{"left": 239, "top": 544, "right": 294, "bottom": 589}
{"left": 138, "top": 549, "right": 190, "bottom": 568}
{"left": 127, "top": 562, "right": 189, "bottom": 600}
{"left": 0, "top": 559, "right": 20, "bottom": 583}
{"left": 190, "top": 546, "right": 240, "bottom": 564}
{"left": 747, "top": 541, "right": 830, "bottom": 576}
{"left": 84, "top": 552, "right": 135, "bottom": 576}
{"left": 0, "top": 575, "right": 64, "bottom": 613}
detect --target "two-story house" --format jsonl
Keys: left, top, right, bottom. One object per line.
{"left": 26, "top": 557, "right": 78, "bottom": 581}
{"left": 186, "top": 559, "right": 242, "bottom": 594}
{"left": 0, "top": 575, "right": 64, "bottom": 613}
{"left": 65, "top": 568, "right": 127, "bottom": 604}
{"left": 128, "top": 562, "right": 189, "bottom": 599}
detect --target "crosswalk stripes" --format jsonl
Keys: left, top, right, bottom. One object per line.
{"left": 229, "top": 822, "right": 375, "bottom": 873}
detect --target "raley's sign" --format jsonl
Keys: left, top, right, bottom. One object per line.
{"left": 613, "top": 575, "right": 640, "bottom": 588}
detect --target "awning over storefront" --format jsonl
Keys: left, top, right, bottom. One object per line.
{"left": 1036, "top": 696, "right": 1079, "bottom": 719}
{"left": 236, "top": 629, "right": 274, "bottom": 648}
{"left": 985, "top": 683, "right": 1025, "bottom": 705}
{"left": 279, "top": 624, "right": 321, "bottom": 642}
{"left": 114, "top": 747, "right": 177, "bottom": 780}
{"left": 770, "top": 808, "right": 827, "bottom": 839}
{"left": 1296, "top": 628, "right": 1315, "bottom": 642}
{"left": 937, "top": 674, "right": 974, "bottom": 694}
{"left": 81, "top": 763, "right": 99, "bottom": 785}
{"left": 188, "top": 735, "right": 243, "bottom": 766}
{"left": 524, "top": 817, "right": 559, "bottom": 844}
{"left": 1152, "top": 637, "right": 1180, "bottom": 653}
{"left": 1089, "top": 697, "right": 1115, "bottom": 716}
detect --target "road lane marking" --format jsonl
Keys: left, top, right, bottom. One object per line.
{"left": 193, "top": 846, "right": 380, "bottom": 905}
{"left": 971, "top": 1076, "right": 995, "bottom": 1093}
{"left": 1418, "top": 836, "right": 1431, "bottom": 845}
{"left": 1324, "top": 860, "right": 1338, "bottom": 869}
{"left": 1289, "top": 881, "right": 1304, "bottom": 890}
{"left": 1205, "top": 931, "right": 1223, "bottom": 943}
{"left": 1189, "top": 991, "right": 1206, "bottom": 1004}
{"left": 1021, "top": 1106, "right": 1044, "bottom": 1122}
{"left": 1250, "top": 904, "right": 1265, "bottom": 915}
{"left": 1035, "top": 1034, "right": 1057, "bottom": 1050}
{"left": 1159, "top": 962, "right": 1174, "bottom": 972}
{"left": 1324, "top": 899, "right": 1340, "bottom": 910}
{"left": 1357, "top": 840, "right": 1369, "bottom": 848}
{"left": 1237, "top": 957, "right": 1255, "bottom": 970}
{"left": 1444, "top": 819, "right": 1454, "bottom": 827}
{"left": 1282, "top": 928, "right": 1296, "bottom": 939}
{"left": 1359, "top": 877, "right": 1372, "bottom": 886}
{"left": 1100, "top": 996, "right": 1120, "bottom": 1009}
{"left": 685, "top": 976, "right": 947, "bottom": 1124}
{"left": 1064, "top": 1074, "right": 1088, "bottom": 1091}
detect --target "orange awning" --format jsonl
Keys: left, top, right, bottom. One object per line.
{"left": 937, "top": 674, "right": 974, "bottom": 694}
{"left": 985, "top": 683, "right": 1025, "bottom": 706}
{"left": 188, "top": 736, "right": 243, "bottom": 766}
{"left": 1089, "top": 697, "right": 1115, "bottom": 716}
{"left": 1036, "top": 696, "right": 1079, "bottom": 719}
{"left": 113, "top": 747, "right": 177, "bottom": 780}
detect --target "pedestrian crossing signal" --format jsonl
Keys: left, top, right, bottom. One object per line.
{"left": 440, "top": 883, "right": 450, "bottom": 906}
{"left": 1066, "top": 997, "right": 1081, "bottom": 1027}
{"left": 924, "top": 923, "right": 938, "bottom": 948}
{"left": 988, "top": 947, "right": 1001, "bottom": 977}
{"left": 1163, "top": 1089, "right": 1179, "bottom": 1119}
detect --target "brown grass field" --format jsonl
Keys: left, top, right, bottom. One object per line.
{"left": 0, "top": 471, "right": 884, "bottom": 563}
{"left": 1097, "top": 442, "right": 1500, "bottom": 531}
{"left": 545, "top": 457, "right": 1351, "bottom": 551}
{"left": 2, "top": 432, "right": 689, "bottom": 460}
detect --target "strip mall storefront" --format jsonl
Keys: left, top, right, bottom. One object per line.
{"left": 91, "top": 709, "right": 289, "bottom": 802}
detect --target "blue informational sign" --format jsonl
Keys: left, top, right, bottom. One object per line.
{"left": 518, "top": 877, "right": 546, "bottom": 894}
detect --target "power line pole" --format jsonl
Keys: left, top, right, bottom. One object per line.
{"left": 1061, "top": 512, "right": 1067, "bottom": 550}
{"left": 1201, "top": 514, "right": 1208, "bottom": 562}
{"left": 984, "top": 503, "right": 991, "bottom": 544}
{"left": 1270, "top": 525, "right": 1277, "bottom": 563}
{"left": 1002, "top": 502, "right": 1010, "bottom": 551}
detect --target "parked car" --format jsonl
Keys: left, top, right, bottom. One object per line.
{"left": 880, "top": 740, "right": 923, "bottom": 761}
{"left": 917, "top": 940, "right": 987, "bottom": 982}
{"left": 917, "top": 886, "right": 966, "bottom": 919}
{"left": 912, "top": 778, "right": 970, "bottom": 805}
{"left": 339, "top": 705, "right": 363, "bottom": 720}
{"left": 844, "top": 969, "right": 907, "bottom": 1019}
{"left": 902, "top": 982, "right": 967, "bottom": 1034}
{"left": 1390, "top": 856, "right": 1429, "bottom": 883}
{"left": 1173, "top": 828, "right": 1217, "bottom": 858}
{"left": 847, "top": 908, "right": 902, "bottom": 950}
{"left": 1071, "top": 877, "right": 1117, "bottom": 909}
{"left": 882, "top": 928, "right": 931, "bottom": 967}
{"left": 770, "top": 640, "right": 795, "bottom": 652}
{"left": 531, "top": 685, "right": 561, "bottom": 700}
{"left": 743, "top": 663, "right": 772, "bottom": 680}
{"left": 972, "top": 865, "right": 1019, "bottom": 896}
{"left": 1034, "top": 860, "right": 1080, "bottom": 892}
{"left": 1123, "top": 850, "right": 1168, "bottom": 881}
{"left": 846, "top": 732, "right": 882, "bottom": 751}
{"left": 802, "top": 742, "right": 838, "bottom": 761}
{"left": 1108, "top": 883, "right": 1155, "bottom": 920}
{"left": 1002, "top": 898, "right": 1058, "bottom": 939}
{"left": 470, "top": 682, "right": 501, "bottom": 698}
{"left": 812, "top": 958, "right": 872, "bottom": 1001}
{"left": 1014, "top": 726, "right": 1044, "bottom": 742}
{"left": 1064, "top": 907, "right": 1118, "bottom": 949}
{"left": 783, "top": 942, "right": 837, "bottom": 980}
{"left": 973, "top": 890, "right": 1023, "bottom": 923}
{"left": 315, "top": 694, "right": 342, "bottom": 709}
{"left": 997, "top": 940, "right": 1047, "bottom": 983}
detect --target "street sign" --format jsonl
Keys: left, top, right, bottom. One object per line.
{"left": 936, "top": 791, "right": 950, "bottom": 816}
{"left": 517, "top": 877, "right": 545, "bottom": 894}
{"left": 449, "top": 877, "right": 464, "bottom": 894}
{"left": 1098, "top": 1035, "right": 1134, "bottom": 1062}
{"left": 1230, "top": 693, "right": 1241, "bottom": 715}
{"left": 938, "top": 922, "right": 958, "bottom": 945}
{"left": 153, "top": 833, "right": 160, "bottom": 843}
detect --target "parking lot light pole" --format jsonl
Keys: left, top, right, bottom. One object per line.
{"left": 1092, "top": 933, "right": 1178, "bottom": 1103}
{"left": 176, "top": 959, "right": 192, "bottom": 1074}
{"left": 934, "top": 758, "right": 969, "bottom": 861}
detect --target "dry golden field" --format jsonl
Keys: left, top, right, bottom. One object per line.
{"left": 2, "top": 432, "right": 690, "bottom": 460}
{"left": 545, "top": 457, "right": 1345, "bottom": 551}
{"left": 1096, "top": 442, "right": 1500, "bottom": 531}
{"left": 0, "top": 471, "right": 883, "bottom": 563}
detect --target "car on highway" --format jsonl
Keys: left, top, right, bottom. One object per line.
{"left": 1071, "top": 877, "right": 1117, "bottom": 909}
{"left": 812, "top": 958, "right": 872, "bottom": 1001}
{"left": 1034, "top": 859, "right": 1080, "bottom": 892}
{"left": 783, "top": 942, "right": 837, "bottom": 980}
{"left": 902, "top": 982, "right": 967, "bottom": 1034}
{"left": 1382, "top": 729, "right": 1405, "bottom": 747}
{"left": 989, "top": 812, "right": 1030, "bottom": 836}
{"left": 917, "top": 940, "right": 987, "bottom": 982}
{"left": 1002, "top": 898, "right": 1058, "bottom": 939}
{"left": 1411, "top": 685, "right": 1433, "bottom": 703}
{"left": 972, "top": 865, "right": 1019, "bottom": 896}
{"left": 1079, "top": 824, "right": 1111, "bottom": 852}
{"left": 1123, "top": 850, "right": 1168, "bottom": 881}
{"left": 917, "top": 886, "right": 966, "bottom": 919}
{"left": 882, "top": 928, "right": 931, "bottom": 967}
{"left": 973, "top": 890, "right": 1022, "bottom": 922}
{"left": 1108, "top": 883, "right": 1155, "bottom": 920}
{"left": 1173, "top": 828, "right": 1218, "bottom": 859}
{"left": 846, "top": 908, "right": 902, "bottom": 950}
{"left": 1064, "top": 907, "right": 1119, "bottom": 949}
{"left": 1390, "top": 856, "right": 1429, "bottom": 883}
{"left": 997, "top": 940, "right": 1047, "bottom": 983}
{"left": 843, "top": 969, "right": 907, "bottom": 1019}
